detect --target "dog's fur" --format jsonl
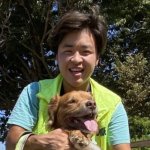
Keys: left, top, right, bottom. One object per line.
{"left": 48, "top": 91, "right": 100, "bottom": 150}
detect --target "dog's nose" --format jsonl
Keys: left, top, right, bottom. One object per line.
{"left": 86, "top": 101, "right": 96, "bottom": 109}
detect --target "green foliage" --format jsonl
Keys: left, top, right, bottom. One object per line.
{"left": 114, "top": 53, "right": 150, "bottom": 141}
{"left": 115, "top": 53, "right": 150, "bottom": 117}
{"left": 102, "top": 0, "right": 150, "bottom": 60}
{"left": 129, "top": 116, "right": 150, "bottom": 140}
{"left": 0, "top": 0, "right": 57, "bottom": 110}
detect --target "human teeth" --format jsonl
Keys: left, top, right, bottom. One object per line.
{"left": 70, "top": 68, "right": 82, "bottom": 71}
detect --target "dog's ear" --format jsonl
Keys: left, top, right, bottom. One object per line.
{"left": 47, "top": 95, "right": 60, "bottom": 128}
{"left": 87, "top": 92, "right": 94, "bottom": 97}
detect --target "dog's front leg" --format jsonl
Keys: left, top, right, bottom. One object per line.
{"left": 86, "top": 142, "right": 101, "bottom": 150}
{"left": 67, "top": 130, "right": 101, "bottom": 150}
{"left": 68, "top": 130, "right": 89, "bottom": 150}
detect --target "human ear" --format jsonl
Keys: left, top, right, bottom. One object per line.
{"left": 96, "top": 58, "right": 99, "bottom": 66}
{"left": 55, "top": 54, "right": 58, "bottom": 65}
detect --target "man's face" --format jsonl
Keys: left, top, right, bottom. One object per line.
{"left": 56, "top": 28, "right": 99, "bottom": 92}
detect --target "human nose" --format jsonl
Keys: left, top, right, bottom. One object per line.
{"left": 70, "top": 51, "right": 83, "bottom": 63}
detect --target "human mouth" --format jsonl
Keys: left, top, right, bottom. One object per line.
{"left": 70, "top": 68, "right": 83, "bottom": 72}
{"left": 69, "top": 68, "right": 84, "bottom": 76}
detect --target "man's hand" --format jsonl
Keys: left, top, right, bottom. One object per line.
{"left": 24, "top": 129, "right": 71, "bottom": 150}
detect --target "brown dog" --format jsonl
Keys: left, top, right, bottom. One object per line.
{"left": 48, "top": 91, "right": 101, "bottom": 150}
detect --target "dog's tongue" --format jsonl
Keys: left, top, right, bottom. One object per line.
{"left": 84, "top": 120, "right": 98, "bottom": 132}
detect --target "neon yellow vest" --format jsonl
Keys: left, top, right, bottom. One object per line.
{"left": 34, "top": 74, "right": 121, "bottom": 150}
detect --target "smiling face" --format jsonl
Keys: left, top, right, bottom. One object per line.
{"left": 56, "top": 28, "right": 99, "bottom": 92}
{"left": 48, "top": 91, "right": 98, "bottom": 134}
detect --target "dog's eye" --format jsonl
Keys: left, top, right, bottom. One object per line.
{"left": 68, "top": 99, "right": 76, "bottom": 104}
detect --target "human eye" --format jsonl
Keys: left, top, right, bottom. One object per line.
{"left": 65, "top": 50, "right": 72, "bottom": 53}
{"left": 62, "top": 49, "right": 73, "bottom": 55}
{"left": 82, "top": 49, "right": 92, "bottom": 56}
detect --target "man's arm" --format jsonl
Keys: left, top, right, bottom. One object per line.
{"left": 6, "top": 125, "right": 26, "bottom": 150}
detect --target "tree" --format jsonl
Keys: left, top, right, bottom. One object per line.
{"left": 115, "top": 53, "right": 150, "bottom": 116}
{"left": 93, "top": 0, "right": 150, "bottom": 140}
{"left": 0, "top": 0, "right": 150, "bottom": 141}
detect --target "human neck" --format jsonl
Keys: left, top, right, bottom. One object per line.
{"left": 62, "top": 80, "right": 90, "bottom": 93}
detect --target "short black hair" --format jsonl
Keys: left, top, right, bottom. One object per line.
{"left": 48, "top": 10, "right": 107, "bottom": 56}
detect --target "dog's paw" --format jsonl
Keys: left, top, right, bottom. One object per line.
{"left": 69, "top": 130, "right": 90, "bottom": 149}
{"left": 87, "top": 142, "right": 101, "bottom": 150}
